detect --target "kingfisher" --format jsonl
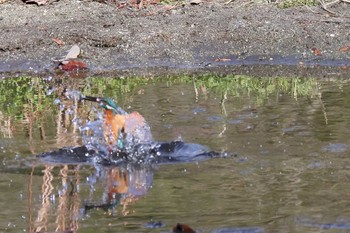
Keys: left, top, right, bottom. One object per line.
{"left": 82, "top": 96, "right": 153, "bottom": 151}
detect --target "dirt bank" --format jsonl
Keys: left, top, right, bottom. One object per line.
{"left": 0, "top": 0, "right": 349, "bottom": 77}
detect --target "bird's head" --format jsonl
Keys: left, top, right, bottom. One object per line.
{"left": 82, "top": 96, "right": 126, "bottom": 115}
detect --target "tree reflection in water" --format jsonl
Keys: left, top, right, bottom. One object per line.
{"left": 28, "top": 163, "right": 154, "bottom": 233}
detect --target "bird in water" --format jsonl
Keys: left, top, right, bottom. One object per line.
{"left": 38, "top": 95, "right": 222, "bottom": 165}
{"left": 82, "top": 96, "right": 153, "bottom": 152}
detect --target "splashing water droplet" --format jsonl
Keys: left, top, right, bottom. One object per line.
{"left": 59, "top": 104, "right": 65, "bottom": 111}
{"left": 50, "top": 194, "right": 55, "bottom": 202}
{"left": 14, "top": 154, "right": 20, "bottom": 160}
{"left": 65, "top": 89, "right": 83, "bottom": 100}
{"left": 46, "top": 87, "right": 55, "bottom": 96}
{"left": 72, "top": 118, "right": 82, "bottom": 126}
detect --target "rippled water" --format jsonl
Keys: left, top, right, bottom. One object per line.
{"left": 1, "top": 76, "right": 350, "bottom": 233}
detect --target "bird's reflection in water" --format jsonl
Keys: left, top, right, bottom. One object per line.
{"left": 29, "top": 163, "right": 154, "bottom": 233}
{"left": 83, "top": 164, "right": 153, "bottom": 216}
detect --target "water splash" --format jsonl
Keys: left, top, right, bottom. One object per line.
{"left": 64, "top": 89, "right": 84, "bottom": 101}
{"left": 38, "top": 89, "right": 223, "bottom": 165}
{"left": 67, "top": 91, "right": 155, "bottom": 160}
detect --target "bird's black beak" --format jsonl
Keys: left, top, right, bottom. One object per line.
{"left": 81, "top": 96, "right": 101, "bottom": 103}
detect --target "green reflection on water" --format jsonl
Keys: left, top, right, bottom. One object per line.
{"left": 0, "top": 75, "right": 319, "bottom": 119}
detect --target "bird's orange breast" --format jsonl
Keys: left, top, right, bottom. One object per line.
{"left": 104, "top": 110, "right": 125, "bottom": 145}
{"left": 104, "top": 110, "right": 149, "bottom": 146}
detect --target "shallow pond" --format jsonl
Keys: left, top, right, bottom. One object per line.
{"left": 1, "top": 75, "right": 350, "bottom": 233}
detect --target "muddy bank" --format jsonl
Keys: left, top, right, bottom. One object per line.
{"left": 0, "top": 0, "right": 349, "bottom": 77}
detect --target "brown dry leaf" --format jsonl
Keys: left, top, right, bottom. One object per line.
{"left": 340, "top": 66, "right": 350, "bottom": 70}
{"left": 64, "top": 44, "right": 81, "bottom": 60}
{"left": 311, "top": 48, "right": 322, "bottom": 56}
{"left": 52, "top": 38, "right": 65, "bottom": 46}
{"left": 214, "top": 58, "right": 231, "bottom": 62}
{"left": 23, "top": 0, "right": 50, "bottom": 5}
{"left": 173, "top": 223, "right": 196, "bottom": 233}
{"left": 59, "top": 60, "right": 87, "bottom": 71}
{"left": 0, "top": 0, "right": 7, "bottom": 4}
{"left": 339, "top": 45, "right": 350, "bottom": 52}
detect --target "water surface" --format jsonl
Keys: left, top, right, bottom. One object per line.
{"left": 1, "top": 76, "right": 350, "bottom": 233}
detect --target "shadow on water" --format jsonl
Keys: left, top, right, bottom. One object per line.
{"left": 2, "top": 75, "right": 350, "bottom": 232}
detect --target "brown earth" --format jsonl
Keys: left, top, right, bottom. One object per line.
{"left": 0, "top": 0, "right": 349, "bottom": 78}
